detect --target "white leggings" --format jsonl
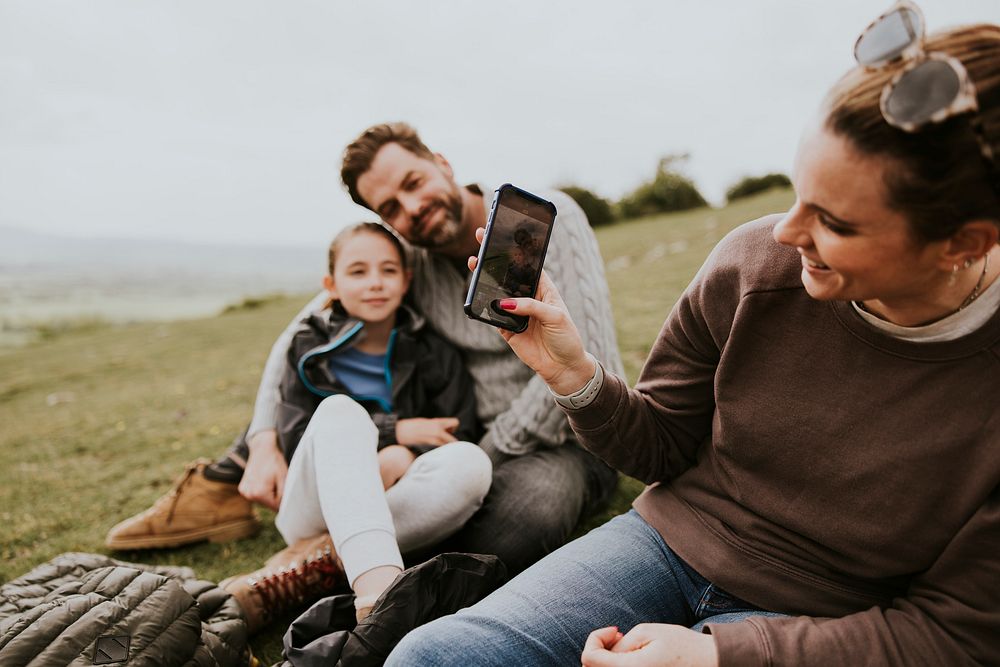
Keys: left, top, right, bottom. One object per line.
{"left": 275, "top": 395, "right": 493, "bottom": 587}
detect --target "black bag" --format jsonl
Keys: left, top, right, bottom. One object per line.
{"left": 279, "top": 552, "right": 507, "bottom": 667}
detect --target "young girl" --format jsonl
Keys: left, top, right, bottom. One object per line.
{"left": 223, "top": 222, "right": 492, "bottom": 632}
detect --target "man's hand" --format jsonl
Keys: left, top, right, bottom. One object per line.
{"left": 581, "top": 624, "right": 719, "bottom": 667}
{"left": 237, "top": 429, "right": 288, "bottom": 511}
{"left": 395, "top": 417, "right": 460, "bottom": 446}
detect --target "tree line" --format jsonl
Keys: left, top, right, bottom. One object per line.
{"left": 559, "top": 156, "right": 790, "bottom": 227}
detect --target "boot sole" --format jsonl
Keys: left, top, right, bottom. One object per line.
{"left": 106, "top": 517, "right": 261, "bottom": 550}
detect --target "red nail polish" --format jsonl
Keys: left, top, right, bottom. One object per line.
{"left": 499, "top": 299, "right": 516, "bottom": 310}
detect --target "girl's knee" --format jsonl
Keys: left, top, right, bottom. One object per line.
{"left": 316, "top": 394, "right": 367, "bottom": 418}
{"left": 464, "top": 443, "right": 494, "bottom": 497}
{"left": 435, "top": 442, "right": 493, "bottom": 497}
{"left": 311, "top": 395, "right": 377, "bottom": 434}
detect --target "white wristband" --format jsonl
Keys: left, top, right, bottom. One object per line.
{"left": 550, "top": 354, "right": 604, "bottom": 410}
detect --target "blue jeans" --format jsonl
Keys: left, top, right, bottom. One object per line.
{"left": 433, "top": 442, "right": 618, "bottom": 575}
{"left": 386, "top": 510, "right": 785, "bottom": 666}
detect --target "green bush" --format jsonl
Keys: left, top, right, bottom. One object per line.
{"left": 725, "top": 173, "right": 792, "bottom": 203}
{"left": 33, "top": 317, "right": 111, "bottom": 341}
{"left": 559, "top": 185, "right": 615, "bottom": 226}
{"left": 221, "top": 293, "right": 287, "bottom": 315}
{"left": 617, "top": 155, "right": 707, "bottom": 219}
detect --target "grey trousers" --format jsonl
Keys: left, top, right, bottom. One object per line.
{"left": 276, "top": 395, "right": 492, "bottom": 586}
{"left": 208, "top": 413, "right": 619, "bottom": 577}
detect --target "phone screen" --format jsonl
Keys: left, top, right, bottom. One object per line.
{"left": 465, "top": 185, "right": 555, "bottom": 332}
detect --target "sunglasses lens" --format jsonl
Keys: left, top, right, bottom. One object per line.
{"left": 855, "top": 7, "right": 923, "bottom": 65}
{"left": 885, "top": 60, "right": 962, "bottom": 126}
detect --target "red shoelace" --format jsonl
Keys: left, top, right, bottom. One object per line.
{"left": 249, "top": 548, "right": 344, "bottom": 619}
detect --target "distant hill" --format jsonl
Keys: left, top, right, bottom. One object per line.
{"left": 0, "top": 225, "right": 325, "bottom": 275}
{"left": 0, "top": 226, "right": 326, "bottom": 325}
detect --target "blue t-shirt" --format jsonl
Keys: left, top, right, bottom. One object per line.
{"left": 328, "top": 347, "right": 392, "bottom": 411}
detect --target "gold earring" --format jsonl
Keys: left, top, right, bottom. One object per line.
{"left": 949, "top": 264, "right": 959, "bottom": 286}
{"left": 963, "top": 258, "right": 975, "bottom": 270}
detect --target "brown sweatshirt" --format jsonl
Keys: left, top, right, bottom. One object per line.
{"left": 567, "top": 216, "right": 1000, "bottom": 666}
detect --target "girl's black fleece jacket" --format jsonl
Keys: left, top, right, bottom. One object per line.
{"left": 275, "top": 303, "right": 481, "bottom": 461}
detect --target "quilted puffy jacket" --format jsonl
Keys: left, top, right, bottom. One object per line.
{"left": 0, "top": 552, "right": 249, "bottom": 667}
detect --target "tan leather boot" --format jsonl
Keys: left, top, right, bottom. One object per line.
{"left": 105, "top": 459, "right": 260, "bottom": 550}
{"left": 220, "top": 534, "right": 344, "bottom": 634}
{"left": 263, "top": 532, "right": 335, "bottom": 569}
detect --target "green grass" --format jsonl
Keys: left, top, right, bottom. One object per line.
{"left": 0, "top": 188, "right": 794, "bottom": 662}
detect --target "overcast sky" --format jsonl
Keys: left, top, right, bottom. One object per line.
{"left": 1, "top": 0, "right": 997, "bottom": 248}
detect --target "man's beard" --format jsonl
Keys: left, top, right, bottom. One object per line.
{"left": 411, "top": 185, "right": 465, "bottom": 249}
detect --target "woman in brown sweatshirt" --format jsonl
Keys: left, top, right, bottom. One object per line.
{"left": 385, "top": 9, "right": 1000, "bottom": 667}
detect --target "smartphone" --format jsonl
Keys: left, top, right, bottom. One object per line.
{"left": 464, "top": 184, "right": 556, "bottom": 333}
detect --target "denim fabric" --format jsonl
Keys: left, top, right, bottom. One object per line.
{"left": 386, "top": 510, "right": 783, "bottom": 667}
{"left": 436, "top": 442, "right": 618, "bottom": 575}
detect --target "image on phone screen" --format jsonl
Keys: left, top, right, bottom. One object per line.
{"left": 465, "top": 185, "right": 555, "bottom": 332}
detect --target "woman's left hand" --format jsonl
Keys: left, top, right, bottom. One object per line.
{"left": 581, "top": 624, "right": 719, "bottom": 667}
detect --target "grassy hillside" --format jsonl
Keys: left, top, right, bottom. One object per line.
{"left": 0, "top": 188, "right": 794, "bottom": 662}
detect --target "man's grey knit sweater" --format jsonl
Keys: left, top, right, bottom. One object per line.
{"left": 248, "top": 186, "right": 623, "bottom": 456}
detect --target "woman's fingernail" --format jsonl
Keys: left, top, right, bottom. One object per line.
{"left": 499, "top": 299, "right": 516, "bottom": 310}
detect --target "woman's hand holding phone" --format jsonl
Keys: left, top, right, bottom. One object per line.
{"left": 469, "top": 227, "right": 596, "bottom": 396}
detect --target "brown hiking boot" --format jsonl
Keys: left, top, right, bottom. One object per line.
{"left": 105, "top": 458, "right": 260, "bottom": 550}
{"left": 220, "top": 534, "right": 344, "bottom": 634}
{"left": 262, "top": 532, "right": 335, "bottom": 570}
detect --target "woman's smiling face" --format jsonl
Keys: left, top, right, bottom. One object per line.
{"left": 773, "top": 122, "right": 948, "bottom": 316}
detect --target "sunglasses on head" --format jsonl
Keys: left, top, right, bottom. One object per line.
{"left": 854, "top": 0, "right": 994, "bottom": 165}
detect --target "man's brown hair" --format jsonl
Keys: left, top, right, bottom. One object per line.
{"left": 341, "top": 122, "right": 435, "bottom": 210}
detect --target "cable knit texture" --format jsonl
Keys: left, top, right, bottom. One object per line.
{"left": 249, "top": 186, "right": 623, "bottom": 457}
{"left": 408, "top": 187, "right": 623, "bottom": 455}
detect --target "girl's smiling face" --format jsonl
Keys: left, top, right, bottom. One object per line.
{"left": 325, "top": 231, "right": 410, "bottom": 325}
